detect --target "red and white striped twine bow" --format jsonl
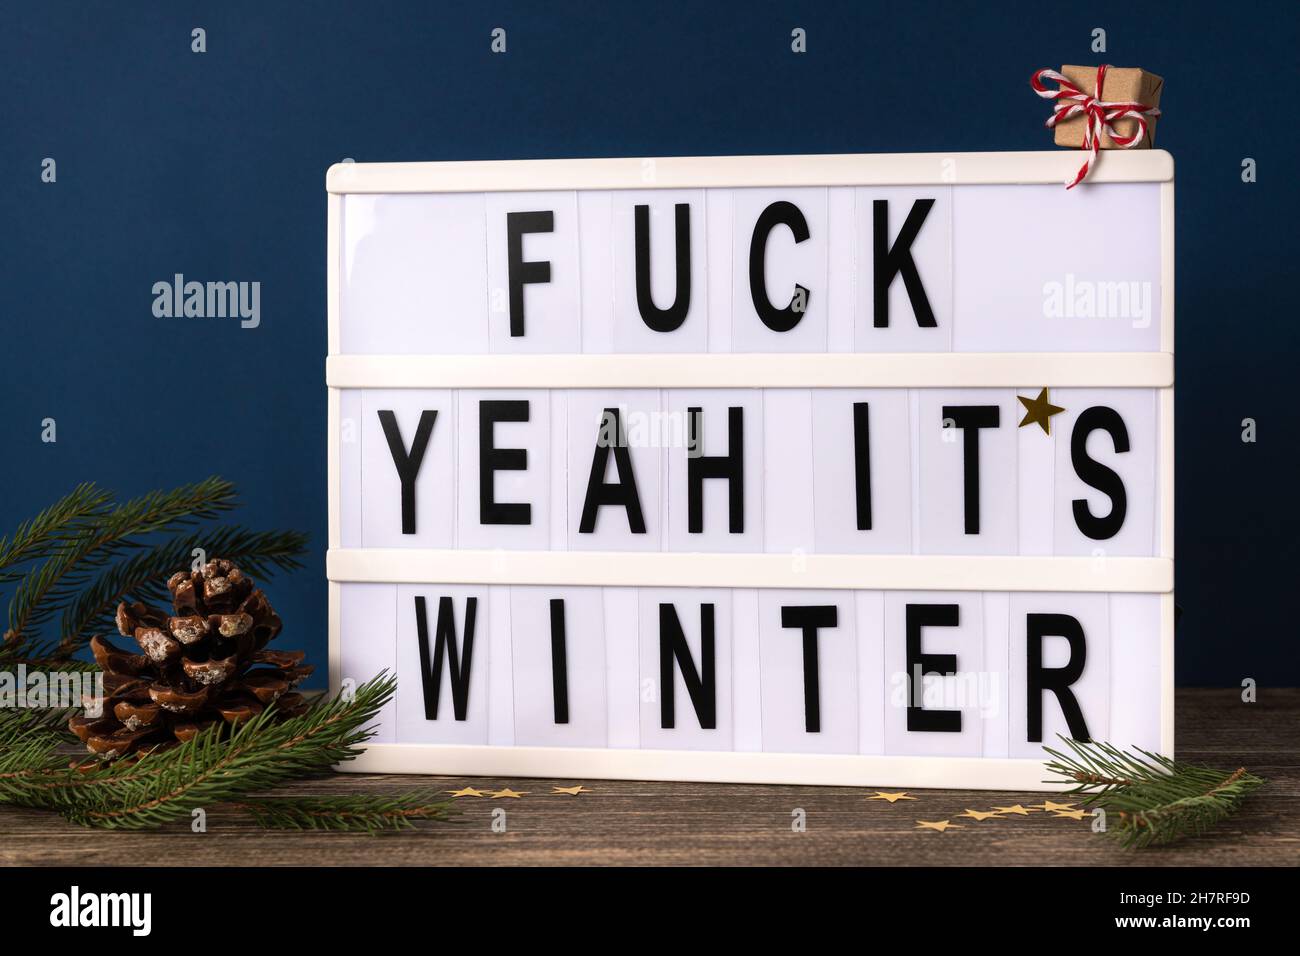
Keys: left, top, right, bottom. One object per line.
{"left": 1031, "top": 64, "right": 1161, "bottom": 188}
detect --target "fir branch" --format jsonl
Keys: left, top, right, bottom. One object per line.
{"left": 0, "top": 656, "right": 100, "bottom": 673}
{"left": 231, "top": 792, "right": 456, "bottom": 833}
{"left": 55, "top": 526, "right": 308, "bottom": 656}
{"left": 0, "top": 703, "right": 84, "bottom": 736}
{"left": 1044, "top": 738, "right": 1265, "bottom": 848}
{"left": 0, "top": 483, "right": 113, "bottom": 584}
{"left": 4, "top": 477, "right": 240, "bottom": 652}
{"left": 0, "top": 711, "right": 72, "bottom": 806}
{"left": 27, "top": 674, "right": 397, "bottom": 830}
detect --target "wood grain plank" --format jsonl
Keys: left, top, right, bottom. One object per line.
{"left": 1, "top": 689, "right": 1295, "bottom": 867}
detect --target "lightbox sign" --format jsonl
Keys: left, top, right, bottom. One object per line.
{"left": 325, "top": 151, "right": 1174, "bottom": 789}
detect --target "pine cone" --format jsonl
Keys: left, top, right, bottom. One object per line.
{"left": 69, "top": 558, "right": 313, "bottom": 760}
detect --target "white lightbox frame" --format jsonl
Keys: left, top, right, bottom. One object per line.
{"left": 326, "top": 150, "right": 1175, "bottom": 791}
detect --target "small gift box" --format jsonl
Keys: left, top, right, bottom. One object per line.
{"left": 1053, "top": 64, "right": 1164, "bottom": 148}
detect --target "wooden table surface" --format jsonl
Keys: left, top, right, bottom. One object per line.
{"left": 2, "top": 688, "right": 1296, "bottom": 866}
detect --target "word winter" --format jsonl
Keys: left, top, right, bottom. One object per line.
{"left": 339, "top": 579, "right": 1159, "bottom": 758}
{"left": 409, "top": 588, "right": 1101, "bottom": 743}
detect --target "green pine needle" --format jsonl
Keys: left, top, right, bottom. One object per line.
{"left": 6, "top": 477, "right": 240, "bottom": 647}
{"left": 57, "top": 526, "right": 308, "bottom": 654}
{"left": 0, "top": 673, "right": 458, "bottom": 834}
{"left": 1044, "top": 737, "right": 1265, "bottom": 848}
{"left": 232, "top": 792, "right": 456, "bottom": 833}
{"left": 0, "top": 483, "right": 114, "bottom": 585}
{"left": 0, "top": 710, "right": 75, "bottom": 807}
{"left": 3, "top": 673, "right": 401, "bottom": 830}
{"left": 0, "top": 477, "right": 307, "bottom": 663}
{"left": 0, "top": 481, "right": 442, "bottom": 836}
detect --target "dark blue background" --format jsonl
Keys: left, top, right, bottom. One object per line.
{"left": 3, "top": 1, "right": 1295, "bottom": 687}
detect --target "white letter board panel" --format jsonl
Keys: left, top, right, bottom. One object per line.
{"left": 327, "top": 151, "right": 1174, "bottom": 791}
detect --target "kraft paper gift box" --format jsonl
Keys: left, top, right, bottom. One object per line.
{"left": 1053, "top": 65, "right": 1163, "bottom": 149}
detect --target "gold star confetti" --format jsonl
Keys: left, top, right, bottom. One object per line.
{"left": 490, "top": 788, "right": 528, "bottom": 799}
{"left": 1017, "top": 387, "right": 1066, "bottom": 435}
{"left": 957, "top": 809, "right": 1003, "bottom": 821}
{"left": 915, "top": 820, "right": 963, "bottom": 832}
{"left": 445, "top": 787, "right": 487, "bottom": 798}
{"left": 991, "top": 804, "right": 1037, "bottom": 815}
{"left": 867, "top": 791, "right": 917, "bottom": 803}
{"left": 1051, "top": 808, "right": 1092, "bottom": 820}
{"left": 551, "top": 785, "right": 591, "bottom": 796}
{"left": 1031, "top": 799, "right": 1078, "bottom": 812}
